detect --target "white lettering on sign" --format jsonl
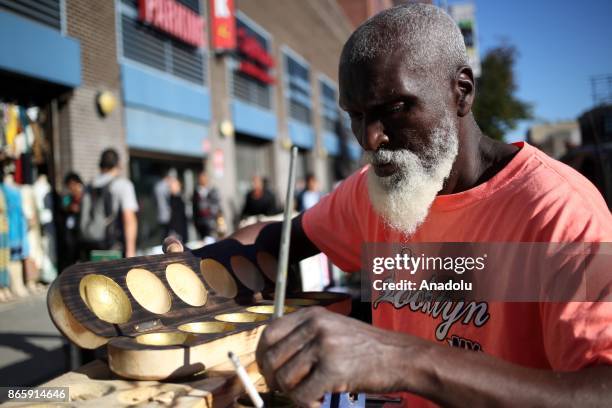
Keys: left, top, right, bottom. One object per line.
{"left": 138, "top": 0, "right": 205, "bottom": 47}
{"left": 215, "top": 0, "right": 230, "bottom": 17}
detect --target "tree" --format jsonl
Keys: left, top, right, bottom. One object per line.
{"left": 472, "top": 45, "right": 533, "bottom": 140}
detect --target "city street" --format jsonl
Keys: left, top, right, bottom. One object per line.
{"left": 0, "top": 291, "right": 70, "bottom": 387}
{"left": 0, "top": 0, "right": 611, "bottom": 406}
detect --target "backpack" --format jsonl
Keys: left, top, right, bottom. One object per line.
{"left": 79, "top": 179, "right": 120, "bottom": 250}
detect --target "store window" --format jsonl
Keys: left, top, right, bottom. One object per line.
{"left": 231, "top": 15, "right": 273, "bottom": 110}
{"left": 285, "top": 52, "right": 311, "bottom": 124}
{"left": 119, "top": 0, "right": 207, "bottom": 85}
{"left": 0, "top": 0, "right": 62, "bottom": 31}
{"left": 320, "top": 80, "right": 338, "bottom": 133}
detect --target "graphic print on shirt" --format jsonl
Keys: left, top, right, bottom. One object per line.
{"left": 373, "top": 271, "right": 490, "bottom": 351}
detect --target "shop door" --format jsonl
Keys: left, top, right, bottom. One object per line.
{"left": 129, "top": 153, "right": 203, "bottom": 251}
{"left": 234, "top": 135, "right": 273, "bottom": 214}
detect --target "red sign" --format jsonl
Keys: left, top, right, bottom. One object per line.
{"left": 209, "top": 0, "right": 236, "bottom": 50}
{"left": 139, "top": 0, "right": 205, "bottom": 48}
{"left": 236, "top": 27, "right": 275, "bottom": 84}
{"left": 238, "top": 61, "right": 274, "bottom": 84}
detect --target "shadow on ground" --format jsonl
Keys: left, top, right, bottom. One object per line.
{"left": 0, "top": 332, "right": 69, "bottom": 386}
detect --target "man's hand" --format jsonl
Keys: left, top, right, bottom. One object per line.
{"left": 255, "top": 307, "right": 424, "bottom": 407}
{"left": 162, "top": 236, "right": 184, "bottom": 254}
{"left": 256, "top": 306, "right": 612, "bottom": 408}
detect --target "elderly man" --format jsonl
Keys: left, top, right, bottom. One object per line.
{"left": 189, "top": 4, "right": 612, "bottom": 407}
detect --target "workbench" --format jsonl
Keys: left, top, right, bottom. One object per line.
{"left": 3, "top": 354, "right": 264, "bottom": 407}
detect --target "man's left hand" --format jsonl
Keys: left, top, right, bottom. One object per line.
{"left": 256, "top": 306, "right": 424, "bottom": 407}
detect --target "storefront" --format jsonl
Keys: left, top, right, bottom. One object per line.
{"left": 230, "top": 13, "right": 277, "bottom": 212}
{"left": 319, "top": 76, "right": 342, "bottom": 192}
{"left": 0, "top": 1, "right": 81, "bottom": 292}
{"left": 284, "top": 46, "right": 316, "bottom": 185}
{"left": 129, "top": 150, "right": 203, "bottom": 249}
{"left": 116, "top": 0, "right": 211, "bottom": 248}
{"left": 0, "top": 2, "right": 81, "bottom": 186}
{"left": 318, "top": 77, "right": 362, "bottom": 192}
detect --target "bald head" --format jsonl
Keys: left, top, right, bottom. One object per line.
{"left": 340, "top": 3, "right": 468, "bottom": 81}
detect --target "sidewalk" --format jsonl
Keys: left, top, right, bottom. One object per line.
{"left": 0, "top": 290, "right": 70, "bottom": 387}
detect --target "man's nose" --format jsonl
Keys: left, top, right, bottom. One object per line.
{"left": 363, "top": 119, "right": 389, "bottom": 151}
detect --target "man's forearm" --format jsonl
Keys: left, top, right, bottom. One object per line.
{"left": 385, "top": 332, "right": 612, "bottom": 408}
{"left": 229, "top": 214, "right": 320, "bottom": 263}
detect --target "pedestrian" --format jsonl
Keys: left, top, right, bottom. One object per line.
{"left": 167, "top": 177, "right": 188, "bottom": 243}
{"left": 59, "top": 171, "right": 83, "bottom": 269}
{"left": 192, "top": 171, "right": 221, "bottom": 242}
{"left": 241, "top": 175, "right": 278, "bottom": 219}
{"left": 79, "top": 148, "right": 138, "bottom": 259}
{"left": 154, "top": 169, "right": 177, "bottom": 241}
{"left": 296, "top": 173, "right": 322, "bottom": 212}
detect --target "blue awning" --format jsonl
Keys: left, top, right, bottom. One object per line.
{"left": 0, "top": 11, "right": 80, "bottom": 88}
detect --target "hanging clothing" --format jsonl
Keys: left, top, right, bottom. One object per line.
{"left": 0, "top": 105, "right": 6, "bottom": 149}
{"left": 4, "top": 105, "right": 18, "bottom": 151}
{"left": 0, "top": 188, "right": 10, "bottom": 288}
{"left": 33, "top": 175, "right": 57, "bottom": 282}
{"left": 31, "top": 122, "right": 48, "bottom": 166}
{"left": 2, "top": 183, "right": 29, "bottom": 261}
{"left": 21, "top": 185, "right": 42, "bottom": 281}
{"left": 14, "top": 156, "right": 23, "bottom": 184}
{"left": 18, "top": 107, "right": 34, "bottom": 184}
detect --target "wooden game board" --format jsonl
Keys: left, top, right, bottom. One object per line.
{"left": 47, "top": 249, "right": 351, "bottom": 381}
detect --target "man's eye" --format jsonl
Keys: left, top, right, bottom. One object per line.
{"left": 387, "top": 103, "right": 405, "bottom": 113}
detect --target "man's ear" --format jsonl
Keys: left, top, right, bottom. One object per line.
{"left": 454, "top": 66, "right": 475, "bottom": 117}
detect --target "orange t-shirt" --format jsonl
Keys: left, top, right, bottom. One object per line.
{"left": 302, "top": 142, "right": 612, "bottom": 407}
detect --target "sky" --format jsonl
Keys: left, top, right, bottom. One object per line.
{"left": 447, "top": 0, "right": 612, "bottom": 142}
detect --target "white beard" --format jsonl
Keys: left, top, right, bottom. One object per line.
{"left": 365, "top": 113, "right": 459, "bottom": 236}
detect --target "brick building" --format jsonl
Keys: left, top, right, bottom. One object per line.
{"left": 0, "top": 0, "right": 364, "bottom": 249}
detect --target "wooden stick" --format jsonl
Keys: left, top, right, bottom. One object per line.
{"left": 228, "top": 351, "right": 264, "bottom": 408}
{"left": 273, "top": 146, "right": 298, "bottom": 319}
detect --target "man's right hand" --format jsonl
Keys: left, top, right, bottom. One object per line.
{"left": 162, "top": 236, "right": 184, "bottom": 254}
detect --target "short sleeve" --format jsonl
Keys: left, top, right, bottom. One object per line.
{"left": 115, "top": 179, "right": 139, "bottom": 212}
{"left": 540, "top": 301, "right": 612, "bottom": 370}
{"left": 536, "top": 190, "right": 612, "bottom": 370}
{"left": 302, "top": 168, "right": 368, "bottom": 272}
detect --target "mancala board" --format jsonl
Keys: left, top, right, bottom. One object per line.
{"left": 47, "top": 248, "right": 352, "bottom": 381}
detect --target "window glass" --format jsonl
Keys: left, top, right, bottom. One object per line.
{"left": 120, "top": 1, "right": 207, "bottom": 85}
{"left": 285, "top": 53, "right": 311, "bottom": 124}
{"left": 231, "top": 16, "right": 273, "bottom": 109}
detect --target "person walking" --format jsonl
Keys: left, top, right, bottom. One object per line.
{"left": 167, "top": 177, "right": 188, "bottom": 243}
{"left": 79, "top": 148, "right": 138, "bottom": 258}
{"left": 154, "top": 169, "right": 178, "bottom": 241}
{"left": 241, "top": 175, "right": 278, "bottom": 219}
{"left": 192, "top": 171, "right": 221, "bottom": 242}
{"left": 296, "top": 173, "right": 323, "bottom": 212}
{"left": 59, "top": 172, "right": 83, "bottom": 269}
